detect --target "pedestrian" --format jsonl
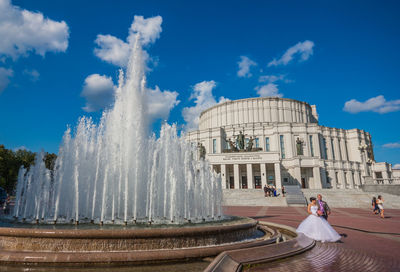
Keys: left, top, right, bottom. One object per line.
{"left": 263, "top": 185, "right": 268, "bottom": 197}
{"left": 282, "top": 186, "right": 285, "bottom": 197}
{"left": 3, "top": 194, "right": 10, "bottom": 215}
{"left": 316, "top": 194, "right": 331, "bottom": 220}
{"left": 372, "top": 196, "right": 380, "bottom": 214}
{"left": 376, "top": 195, "right": 384, "bottom": 219}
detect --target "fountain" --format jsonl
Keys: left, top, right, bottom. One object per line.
{"left": 13, "top": 36, "right": 222, "bottom": 226}
{"left": 0, "top": 27, "right": 265, "bottom": 266}
{"left": 0, "top": 20, "right": 314, "bottom": 269}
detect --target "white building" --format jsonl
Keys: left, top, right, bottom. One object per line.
{"left": 187, "top": 97, "right": 398, "bottom": 191}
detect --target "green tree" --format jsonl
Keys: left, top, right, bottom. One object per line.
{"left": 0, "top": 145, "right": 56, "bottom": 195}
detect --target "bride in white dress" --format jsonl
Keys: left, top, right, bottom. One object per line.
{"left": 296, "top": 197, "right": 341, "bottom": 242}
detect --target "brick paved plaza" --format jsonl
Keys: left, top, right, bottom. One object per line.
{"left": 223, "top": 206, "right": 400, "bottom": 271}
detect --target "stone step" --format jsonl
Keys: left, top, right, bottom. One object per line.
{"left": 222, "top": 189, "right": 287, "bottom": 206}
{"left": 301, "top": 189, "right": 400, "bottom": 209}
{"left": 284, "top": 185, "right": 307, "bottom": 206}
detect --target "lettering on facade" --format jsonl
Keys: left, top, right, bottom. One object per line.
{"left": 223, "top": 154, "right": 263, "bottom": 161}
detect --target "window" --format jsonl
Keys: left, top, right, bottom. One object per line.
{"left": 326, "top": 172, "right": 331, "bottom": 184}
{"left": 309, "top": 135, "right": 314, "bottom": 157}
{"left": 212, "top": 139, "right": 217, "bottom": 154}
{"left": 280, "top": 135, "right": 285, "bottom": 159}
{"left": 331, "top": 139, "right": 335, "bottom": 160}
{"left": 255, "top": 138, "right": 259, "bottom": 148}
{"left": 338, "top": 139, "right": 342, "bottom": 160}
{"left": 344, "top": 141, "right": 349, "bottom": 160}
{"left": 322, "top": 137, "right": 328, "bottom": 159}
{"left": 265, "top": 137, "right": 270, "bottom": 151}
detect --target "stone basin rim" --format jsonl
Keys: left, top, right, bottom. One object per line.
{"left": 0, "top": 217, "right": 256, "bottom": 238}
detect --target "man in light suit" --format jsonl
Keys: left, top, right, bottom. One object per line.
{"left": 316, "top": 194, "right": 331, "bottom": 220}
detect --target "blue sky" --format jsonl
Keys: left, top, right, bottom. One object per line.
{"left": 0, "top": 0, "right": 399, "bottom": 167}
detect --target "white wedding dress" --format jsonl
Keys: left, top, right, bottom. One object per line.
{"left": 296, "top": 205, "right": 341, "bottom": 242}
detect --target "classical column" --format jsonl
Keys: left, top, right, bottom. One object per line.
{"left": 221, "top": 164, "right": 227, "bottom": 189}
{"left": 348, "top": 171, "right": 354, "bottom": 189}
{"left": 274, "top": 162, "right": 282, "bottom": 190}
{"left": 354, "top": 171, "right": 361, "bottom": 187}
{"left": 313, "top": 167, "right": 322, "bottom": 189}
{"left": 329, "top": 169, "right": 337, "bottom": 189}
{"left": 320, "top": 168, "right": 328, "bottom": 188}
{"left": 339, "top": 170, "right": 346, "bottom": 189}
{"left": 260, "top": 163, "right": 267, "bottom": 187}
{"left": 326, "top": 136, "right": 333, "bottom": 160}
{"left": 382, "top": 171, "right": 389, "bottom": 184}
{"left": 234, "top": 164, "right": 240, "bottom": 189}
{"left": 314, "top": 134, "right": 321, "bottom": 159}
{"left": 247, "top": 164, "right": 254, "bottom": 189}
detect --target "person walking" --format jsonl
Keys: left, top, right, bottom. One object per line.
{"left": 316, "top": 194, "right": 331, "bottom": 220}
{"left": 263, "top": 185, "right": 268, "bottom": 197}
{"left": 376, "top": 195, "right": 384, "bottom": 219}
{"left": 282, "top": 186, "right": 285, "bottom": 197}
{"left": 372, "top": 196, "right": 380, "bottom": 214}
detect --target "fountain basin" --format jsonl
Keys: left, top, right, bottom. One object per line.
{"left": 0, "top": 217, "right": 275, "bottom": 266}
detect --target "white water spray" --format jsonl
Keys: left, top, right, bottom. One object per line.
{"left": 14, "top": 34, "right": 222, "bottom": 225}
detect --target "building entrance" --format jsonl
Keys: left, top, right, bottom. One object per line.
{"left": 229, "top": 176, "right": 234, "bottom": 189}
{"left": 254, "top": 176, "right": 262, "bottom": 189}
{"left": 301, "top": 177, "right": 306, "bottom": 188}
{"left": 241, "top": 176, "right": 248, "bottom": 189}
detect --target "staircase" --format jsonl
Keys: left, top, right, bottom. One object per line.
{"left": 222, "top": 188, "right": 400, "bottom": 208}
{"left": 222, "top": 189, "right": 287, "bottom": 206}
{"left": 284, "top": 185, "right": 308, "bottom": 206}
{"left": 302, "top": 189, "right": 400, "bottom": 209}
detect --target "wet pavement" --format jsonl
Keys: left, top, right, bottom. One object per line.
{"left": 224, "top": 206, "right": 400, "bottom": 271}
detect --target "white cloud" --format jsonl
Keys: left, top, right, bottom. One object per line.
{"left": 343, "top": 95, "right": 400, "bottom": 114}
{"left": 94, "top": 15, "right": 162, "bottom": 67}
{"left": 128, "top": 15, "right": 162, "bottom": 46}
{"left": 0, "top": 67, "right": 13, "bottom": 93}
{"left": 237, "top": 56, "right": 257, "bottom": 78}
{"left": 182, "top": 80, "right": 229, "bottom": 131}
{"left": 393, "top": 164, "right": 400, "bottom": 170}
{"left": 255, "top": 83, "right": 283, "bottom": 97}
{"left": 23, "top": 69, "right": 40, "bottom": 81}
{"left": 94, "top": 35, "right": 131, "bottom": 67}
{"left": 258, "top": 74, "right": 292, "bottom": 84}
{"left": 383, "top": 142, "right": 400, "bottom": 149}
{"left": 81, "top": 74, "right": 116, "bottom": 112}
{"left": 145, "top": 86, "right": 180, "bottom": 121}
{"left": 0, "top": 0, "right": 69, "bottom": 59}
{"left": 268, "top": 40, "right": 314, "bottom": 67}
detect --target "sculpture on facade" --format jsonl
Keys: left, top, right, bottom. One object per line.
{"left": 296, "top": 137, "right": 304, "bottom": 156}
{"left": 246, "top": 137, "right": 254, "bottom": 151}
{"left": 197, "top": 142, "right": 206, "bottom": 160}
{"left": 236, "top": 131, "right": 245, "bottom": 150}
{"left": 226, "top": 138, "right": 238, "bottom": 152}
{"left": 366, "top": 144, "right": 375, "bottom": 161}
{"left": 222, "top": 131, "right": 261, "bottom": 153}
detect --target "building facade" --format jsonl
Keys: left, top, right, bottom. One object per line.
{"left": 187, "top": 97, "right": 398, "bottom": 191}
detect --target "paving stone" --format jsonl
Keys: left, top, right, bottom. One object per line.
{"left": 224, "top": 206, "right": 400, "bottom": 271}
